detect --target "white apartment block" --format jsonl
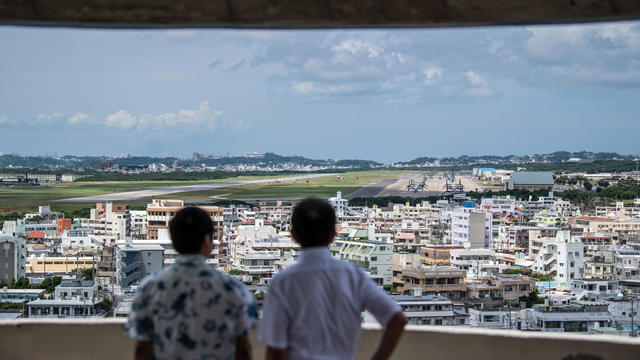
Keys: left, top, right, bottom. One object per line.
{"left": 448, "top": 209, "right": 493, "bottom": 249}
{"left": 614, "top": 250, "right": 640, "bottom": 280}
{"left": 531, "top": 231, "right": 584, "bottom": 282}
{"left": 449, "top": 249, "right": 495, "bottom": 279}
{"left": 480, "top": 197, "right": 516, "bottom": 216}
{"left": 130, "top": 210, "right": 147, "bottom": 238}
{"left": 572, "top": 280, "right": 619, "bottom": 301}
{"left": 328, "top": 191, "right": 348, "bottom": 215}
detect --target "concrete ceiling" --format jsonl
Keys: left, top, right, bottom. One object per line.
{"left": 1, "top": 0, "right": 640, "bottom": 28}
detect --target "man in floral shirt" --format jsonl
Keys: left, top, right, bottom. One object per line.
{"left": 126, "top": 206, "right": 257, "bottom": 360}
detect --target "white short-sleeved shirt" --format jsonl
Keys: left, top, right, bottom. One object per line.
{"left": 125, "top": 255, "right": 258, "bottom": 360}
{"left": 259, "top": 247, "right": 401, "bottom": 360}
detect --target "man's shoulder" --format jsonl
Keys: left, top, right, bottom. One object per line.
{"left": 273, "top": 257, "right": 365, "bottom": 284}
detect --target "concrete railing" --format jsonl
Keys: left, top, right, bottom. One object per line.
{"left": 1, "top": 319, "right": 639, "bottom": 360}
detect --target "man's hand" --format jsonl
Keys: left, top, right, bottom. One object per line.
{"left": 371, "top": 311, "right": 407, "bottom": 360}
{"left": 265, "top": 346, "right": 288, "bottom": 360}
{"left": 134, "top": 340, "right": 153, "bottom": 360}
{"left": 236, "top": 334, "right": 253, "bottom": 360}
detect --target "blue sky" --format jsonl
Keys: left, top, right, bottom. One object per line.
{"left": 1, "top": 22, "right": 639, "bottom": 163}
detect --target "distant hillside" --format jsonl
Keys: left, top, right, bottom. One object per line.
{"left": 0, "top": 152, "right": 381, "bottom": 170}
{"left": 395, "top": 151, "right": 637, "bottom": 167}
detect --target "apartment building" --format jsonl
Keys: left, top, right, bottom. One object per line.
{"left": 388, "top": 292, "right": 468, "bottom": 326}
{"left": 0, "top": 235, "right": 26, "bottom": 282}
{"left": 526, "top": 301, "right": 611, "bottom": 333}
{"left": 572, "top": 279, "right": 619, "bottom": 301}
{"left": 420, "top": 245, "right": 464, "bottom": 266}
{"left": 115, "top": 240, "right": 164, "bottom": 289}
{"left": 614, "top": 250, "right": 640, "bottom": 280}
{"left": 531, "top": 235, "right": 584, "bottom": 282}
{"left": 449, "top": 248, "right": 495, "bottom": 279}
{"left": 447, "top": 209, "right": 493, "bottom": 249}
{"left": 596, "top": 201, "right": 640, "bottom": 220}
{"left": 330, "top": 237, "right": 394, "bottom": 286}
{"left": 27, "top": 280, "right": 103, "bottom": 318}
{"left": 393, "top": 266, "right": 467, "bottom": 300}
{"left": 480, "top": 197, "right": 516, "bottom": 216}
{"left": 129, "top": 210, "right": 147, "bottom": 239}
{"left": 146, "top": 199, "right": 224, "bottom": 256}
{"left": 328, "top": 191, "right": 348, "bottom": 215}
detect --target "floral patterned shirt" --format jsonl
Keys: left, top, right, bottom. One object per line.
{"left": 125, "top": 255, "right": 258, "bottom": 360}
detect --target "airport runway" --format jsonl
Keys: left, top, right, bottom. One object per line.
{"left": 344, "top": 179, "right": 398, "bottom": 198}
{"left": 55, "top": 173, "right": 335, "bottom": 202}
{"left": 377, "top": 172, "right": 485, "bottom": 197}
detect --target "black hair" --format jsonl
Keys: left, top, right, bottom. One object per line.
{"left": 291, "top": 198, "right": 336, "bottom": 248}
{"left": 169, "top": 206, "right": 213, "bottom": 254}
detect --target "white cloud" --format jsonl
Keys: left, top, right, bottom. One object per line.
{"left": 36, "top": 112, "right": 62, "bottom": 122}
{"left": 105, "top": 101, "right": 223, "bottom": 131}
{"left": 0, "top": 115, "right": 9, "bottom": 125}
{"left": 424, "top": 66, "right": 443, "bottom": 85}
{"left": 464, "top": 71, "right": 493, "bottom": 97}
{"left": 332, "top": 39, "right": 381, "bottom": 58}
{"left": 465, "top": 71, "right": 488, "bottom": 87}
{"left": 106, "top": 110, "right": 138, "bottom": 130}
{"left": 68, "top": 113, "right": 90, "bottom": 124}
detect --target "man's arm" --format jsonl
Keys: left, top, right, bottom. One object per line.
{"left": 235, "top": 334, "right": 253, "bottom": 360}
{"left": 133, "top": 340, "right": 153, "bottom": 360}
{"left": 265, "top": 346, "right": 288, "bottom": 360}
{"left": 371, "top": 311, "right": 407, "bottom": 360}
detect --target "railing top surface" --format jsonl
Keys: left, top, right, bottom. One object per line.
{"left": 1, "top": 319, "right": 639, "bottom": 345}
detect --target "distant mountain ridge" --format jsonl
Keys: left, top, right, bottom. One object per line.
{"left": 395, "top": 151, "right": 638, "bottom": 167}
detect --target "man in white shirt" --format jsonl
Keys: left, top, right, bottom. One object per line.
{"left": 260, "top": 198, "right": 406, "bottom": 360}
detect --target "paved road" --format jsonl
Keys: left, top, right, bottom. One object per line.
{"left": 55, "top": 173, "right": 335, "bottom": 202}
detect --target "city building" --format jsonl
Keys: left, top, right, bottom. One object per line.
{"left": 328, "top": 191, "right": 348, "bottom": 215}
{"left": 531, "top": 231, "right": 584, "bottom": 282}
{"left": 448, "top": 209, "right": 493, "bottom": 249}
{"left": 27, "top": 280, "right": 103, "bottom": 318}
{"left": 145, "top": 199, "right": 224, "bottom": 256}
{"left": 393, "top": 266, "right": 467, "bottom": 300}
{"left": 330, "top": 236, "right": 394, "bottom": 286}
{"left": 506, "top": 172, "right": 554, "bottom": 191}
{"left": 115, "top": 239, "right": 164, "bottom": 289}
{"left": 26, "top": 256, "right": 97, "bottom": 275}
{"left": 386, "top": 292, "right": 468, "bottom": 326}
{"left": 0, "top": 235, "right": 26, "bottom": 282}
{"left": 526, "top": 301, "right": 611, "bottom": 333}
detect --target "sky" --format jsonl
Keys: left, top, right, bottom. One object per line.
{"left": 1, "top": 22, "right": 639, "bottom": 163}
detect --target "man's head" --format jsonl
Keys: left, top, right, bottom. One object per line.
{"left": 290, "top": 198, "right": 336, "bottom": 248}
{"left": 169, "top": 206, "right": 214, "bottom": 255}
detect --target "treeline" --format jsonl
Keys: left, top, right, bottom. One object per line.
{"left": 79, "top": 167, "right": 373, "bottom": 182}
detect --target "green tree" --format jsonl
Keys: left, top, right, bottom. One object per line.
{"left": 519, "top": 291, "right": 544, "bottom": 308}
{"left": 583, "top": 182, "right": 593, "bottom": 191}
{"left": 100, "top": 298, "right": 112, "bottom": 313}
{"left": 40, "top": 276, "right": 62, "bottom": 293}
{"left": 14, "top": 277, "right": 30, "bottom": 289}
